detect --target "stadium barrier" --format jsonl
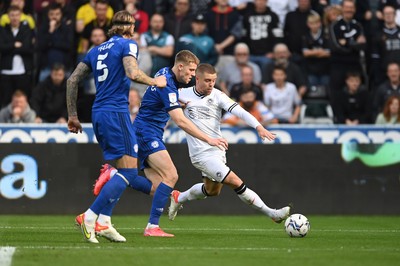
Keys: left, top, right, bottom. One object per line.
{"left": 0, "top": 124, "right": 399, "bottom": 215}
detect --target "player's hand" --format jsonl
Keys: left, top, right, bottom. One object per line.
{"left": 179, "top": 100, "right": 189, "bottom": 109}
{"left": 208, "top": 138, "right": 228, "bottom": 150}
{"left": 154, "top": 75, "right": 167, "bottom": 88}
{"left": 256, "top": 125, "right": 276, "bottom": 142}
{"left": 68, "top": 116, "right": 83, "bottom": 134}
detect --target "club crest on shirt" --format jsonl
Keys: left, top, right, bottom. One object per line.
{"left": 207, "top": 98, "right": 213, "bottom": 105}
{"left": 134, "top": 144, "right": 138, "bottom": 153}
{"left": 151, "top": 141, "right": 159, "bottom": 148}
{"left": 169, "top": 93, "right": 178, "bottom": 106}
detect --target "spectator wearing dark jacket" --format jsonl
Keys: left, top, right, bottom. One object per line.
{"left": 163, "top": 0, "right": 192, "bottom": 40}
{"left": 0, "top": 5, "right": 34, "bottom": 107}
{"left": 37, "top": 3, "right": 73, "bottom": 81}
{"left": 206, "top": 0, "right": 243, "bottom": 56}
{"left": 373, "top": 62, "right": 400, "bottom": 120}
{"left": 30, "top": 63, "right": 68, "bottom": 123}
{"left": 335, "top": 72, "right": 370, "bottom": 125}
{"left": 284, "top": 0, "right": 314, "bottom": 65}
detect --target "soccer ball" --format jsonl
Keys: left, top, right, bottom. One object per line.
{"left": 284, "top": 214, "right": 310, "bottom": 237}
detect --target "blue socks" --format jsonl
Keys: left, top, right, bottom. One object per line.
{"left": 129, "top": 175, "right": 152, "bottom": 195}
{"left": 98, "top": 168, "right": 151, "bottom": 216}
{"left": 90, "top": 170, "right": 127, "bottom": 214}
{"left": 114, "top": 168, "right": 152, "bottom": 195}
{"left": 149, "top": 182, "right": 173, "bottom": 225}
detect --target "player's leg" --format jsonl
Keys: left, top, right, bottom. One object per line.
{"left": 95, "top": 155, "right": 152, "bottom": 242}
{"left": 223, "top": 171, "right": 291, "bottom": 223}
{"left": 92, "top": 165, "right": 157, "bottom": 241}
{"left": 168, "top": 154, "right": 227, "bottom": 220}
{"left": 76, "top": 112, "right": 138, "bottom": 243}
{"left": 81, "top": 155, "right": 138, "bottom": 243}
{"left": 94, "top": 164, "right": 155, "bottom": 196}
{"left": 76, "top": 157, "right": 132, "bottom": 243}
{"left": 142, "top": 150, "right": 178, "bottom": 237}
{"left": 175, "top": 178, "right": 223, "bottom": 202}
{"left": 168, "top": 178, "right": 222, "bottom": 220}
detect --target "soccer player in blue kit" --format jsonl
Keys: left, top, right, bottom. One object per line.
{"left": 133, "top": 50, "right": 228, "bottom": 237}
{"left": 66, "top": 10, "right": 167, "bottom": 243}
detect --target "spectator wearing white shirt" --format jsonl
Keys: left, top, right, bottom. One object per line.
{"left": 263, "top": 65, "right": 301, "bottom": 123}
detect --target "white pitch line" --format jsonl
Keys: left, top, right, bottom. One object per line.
{"left": 0, "top": 247, "right": 16, "bottom": 266}
{"left": 0, "top": 226, "right": 399, "bottom": 233}
{"left": 14, "top": 246, "right": 400, "bottom": 253}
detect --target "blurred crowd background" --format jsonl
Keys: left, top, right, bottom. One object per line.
{"left": 0, "top": 0, "right": 399, "bottom": 126}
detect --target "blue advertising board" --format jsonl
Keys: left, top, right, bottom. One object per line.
{"left": 0, "top": 124, "right": 399, "bottom": 144}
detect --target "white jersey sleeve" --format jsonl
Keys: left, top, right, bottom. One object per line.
{"left": 229, "top": 104, "right": 262, "bottom": 129}
{"left": 216, "top": 91, "right": 262, "bottom": 129}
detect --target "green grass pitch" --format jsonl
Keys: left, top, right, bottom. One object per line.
{"left": 1, "top": 215, "right": 399, "bottom": 266}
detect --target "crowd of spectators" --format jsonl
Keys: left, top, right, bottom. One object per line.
{"left": 0, "top": 0, "right": 400, "bottom": 125}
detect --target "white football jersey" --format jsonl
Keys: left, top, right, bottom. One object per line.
{"left": 179, "top": 86, "right": 237, "bottom": 157}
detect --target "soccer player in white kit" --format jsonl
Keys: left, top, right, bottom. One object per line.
{"left": 168, "top": 63, "right": 291, "bottom": 223}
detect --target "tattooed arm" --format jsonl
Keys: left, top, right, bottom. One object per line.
{"left": 66, "top": 62, "right": 91, "bottom": 133}
{"left": 123, "top": 56, "right": 166, "bottom": 87}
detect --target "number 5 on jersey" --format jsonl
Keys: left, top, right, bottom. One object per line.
{"left": 97, "top": 53, "right": 109, "bottom": 82}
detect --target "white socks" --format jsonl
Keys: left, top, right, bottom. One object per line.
{"left": 178, "top": 183, "right": 207, "bottom": 203}
{"left": 237, "top": 187, "right": 275, "bottom": 217}
{"left": 84, "top": 209, "right": 98, "bottom": 224}
{"left": 146, "top": 223, "right": 159, "bottom": 229}
{"left": 97, "top": 214, "right": 111, "bottom": 226}
{"left": 177, "top": 183, "right": 275, "bottom": 218}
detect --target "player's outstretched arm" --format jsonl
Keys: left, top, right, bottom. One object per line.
{"left": 169, "top": 108, "right": 228, "bottom": 150}
{"left": 229, "top": 104, "right": 276, "bottom": 142}
{"left": 256, "top": 125, "right": 276, "bottom": 142}
{"left": 123, "top": 56, "right": 166, "bottom": 87}
{"left": 66, "top": 62, "right": 91, "bottom": 133}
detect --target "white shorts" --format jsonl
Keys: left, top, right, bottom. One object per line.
{"left": 191, "top": 153, "right": 230, "bottom": 183}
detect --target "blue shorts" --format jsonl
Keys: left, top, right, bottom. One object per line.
{"left": 92, "top": 111, "right": 138, "bottom": 160}
{"left": 134, "top": 126, "right": 166, "bottom": 170}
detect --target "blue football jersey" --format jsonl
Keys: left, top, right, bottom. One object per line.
{"left": 83, "top": 35, "right": 139, "bottom": 112}
{"left": 134, "top": 67, "right": 181, "bottom": 136}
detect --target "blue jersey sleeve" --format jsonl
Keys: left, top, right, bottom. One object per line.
{"left": 159, "top": 82, "right": 181, "bottom": 112}
{"left": 82, "top": 51, "right": 93, "bottom": 71}
{"left": 122, "top": 39, "right": 139, "bottom": 59}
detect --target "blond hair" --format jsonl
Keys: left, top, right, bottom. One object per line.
{"left": 174, "top": 50, "right": 200, "bottom": 65}
{"left": 307, "top": 12, "right": 321, "bottom": 24}
{"left": 107, "top": 10, "right": 135, "bottom": 38}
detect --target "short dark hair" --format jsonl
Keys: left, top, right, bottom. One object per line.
{"left": 48, "top": 2, "right": 63, "bottom": 13}
{"left": 51, "top": 63, "right": 65, "bottom": 72}
{"left": 96, "top": 0, "right": 109, "bottom": 5}
{"left": 196, "top": 63, "right": 216, "bottom": 75}
{"left": 7, "top": 5, "right": 22, "bottom": 14}
{"left": 346, "top": 71, "right": 361, "bottom": 80}
{"left": 272, "top": 65, "right": 286, "bottom": 74}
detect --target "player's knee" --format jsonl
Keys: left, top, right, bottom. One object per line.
{"left": 164, "top": 171, "right": 178, "bottom": 185}
{"left": 118, "top": 168, "right": 138, "bottom": 185}
{"left": 206, "top": 188, "right": 221, "bottom": 197}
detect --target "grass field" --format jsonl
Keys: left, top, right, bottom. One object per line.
{"left": 0, "top": 215, "right": 399, "bottom": 266}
